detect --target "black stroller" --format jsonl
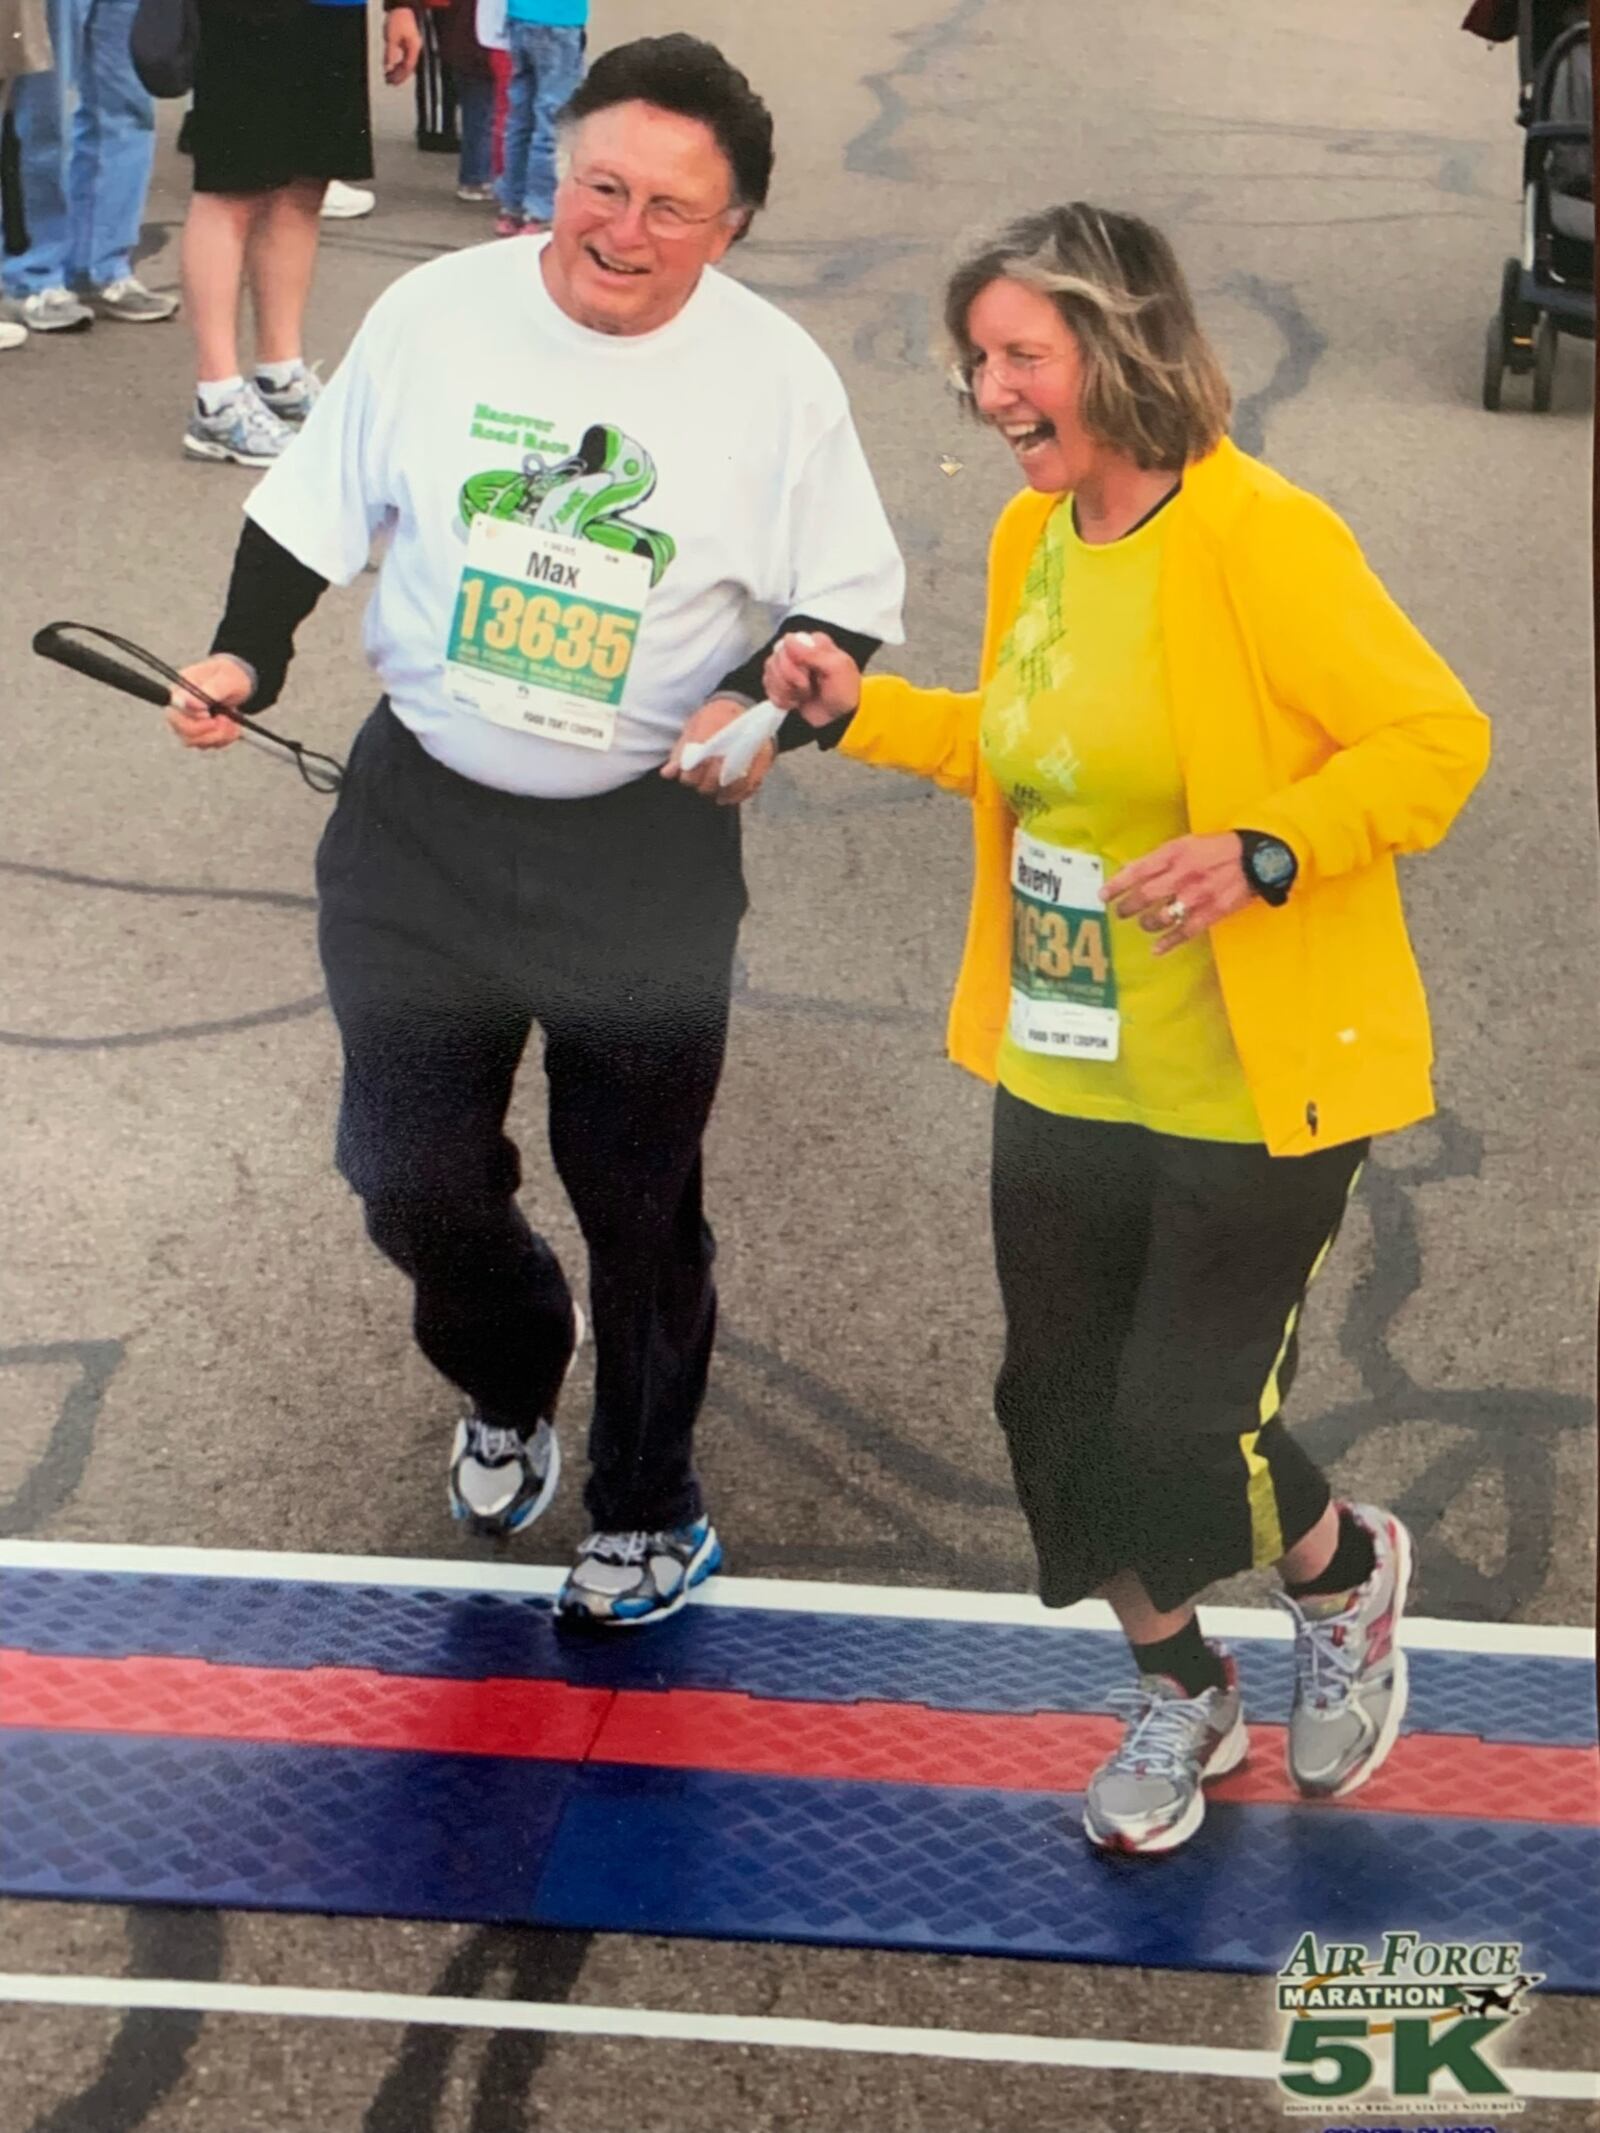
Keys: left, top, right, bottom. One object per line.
{"left": 1467, "top": 0, "right": 1593, "bottom": 411}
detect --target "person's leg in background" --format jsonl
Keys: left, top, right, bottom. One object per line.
{"left": 3, "top": 0, "right": 94, "bottom": 331}
{"left": 70, "top": 0, "right": 176, "bottom": 320}
{"left": 0, "top": 93, "right": 30, "bottom": 344}
{"left": 181, "top": 185, "right": 297, "bottom": 464}
{"left": 413, "top": 4, "right": 458, "bottom": 151}
{"left": 516, "top": 20, "right": 583, "bottom": 226}
{"left": 489, "top": 47, "right": 510, "bottom": 182}
{"left": 247, "top": 173, "right": 324, "bottom": 417}
{"left": 494, "top": 22, "right": 535, "bottom": 234}
{"left": 455, "top": 67, "right": 496, "bottom": 198}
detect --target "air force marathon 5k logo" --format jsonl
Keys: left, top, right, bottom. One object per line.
{"left": 1275, "top": 1929, "right": 1541, "bottom": 2119}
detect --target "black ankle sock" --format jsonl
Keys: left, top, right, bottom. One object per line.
{"left": 1287, "top": 1507, "right": 1376, "bottom": 1599}
{"left": 1128, "top": 1618, "right": 1226, "bottom": 1697}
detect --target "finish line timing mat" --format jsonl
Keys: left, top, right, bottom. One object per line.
{"left": 1, "top": 1543, "right": 1596, "bottom": 1989}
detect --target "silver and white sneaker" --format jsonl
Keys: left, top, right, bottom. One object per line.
{"left": 556, "top": 1516, "right": 722, "bottom": 1630}
{"left": 183, "top": 382, "right": 294, "bottom": 467}
{"left": 256, "top": 363, "right": 322, "bottom": 428}
{"left": 88, "top": 276, "right": 179, "bottom": 323}
{"left": 447, "top": 1304, "right": 585, "bottom": 1538}
{"left": 1083, "top": 1650, "right": 1247, "bottom": 1855}
{"left": 1276, "top": 1503, "right": 1412, "bottom": 1799}
{"left": 0, "top": 318, "right": 25, "bottom": 352}
{"left": 17, "top": 286, "right": 93, "bottom": 333}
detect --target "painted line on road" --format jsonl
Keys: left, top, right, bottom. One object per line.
{"left": 1, "top": 1973, "right": 1596, "bottom": 2098}
{"left": 0, "top": 1539, "right": 1591, "bottom": 1658}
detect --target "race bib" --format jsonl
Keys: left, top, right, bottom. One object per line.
{"left": 444, "top": 516, "right": 650, "bottom": 751}
{"left": 1008, "top": 833, "right": 1120, "bottom": 1060}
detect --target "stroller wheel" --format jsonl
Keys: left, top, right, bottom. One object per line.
{"left": 1482, "top": 314, "right": 1507, "bottom": 411}
{"left": 1531, "top": 315, "right": 1558, "bottom": 411}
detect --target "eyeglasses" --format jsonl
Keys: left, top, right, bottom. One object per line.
{"left": 949, "top": 349, "right": 1064, "bottom": 399}
{"left": 569, "top": 171, "right": 736, "bottom": 240}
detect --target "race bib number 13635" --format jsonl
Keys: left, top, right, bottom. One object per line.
{"left": 445, "top": 517, "right": 651, "bottom": 750}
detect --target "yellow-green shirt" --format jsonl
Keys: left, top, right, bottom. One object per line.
{"left": 980, "top": 494, "right": 1263, "bottom": 1142}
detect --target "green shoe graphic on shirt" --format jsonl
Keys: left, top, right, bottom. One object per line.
{"left": 459, "top": 424, "right": 677, "bottom": 585}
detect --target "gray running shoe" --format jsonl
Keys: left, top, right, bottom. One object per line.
{"left": 556, "top": 1516, "right": 723, "bottom": 1629}
{"left": 183, "top": 383, "right": 294, "bottom": 467}
{"left": 88, "top": 276, "right": 179, "bottom": 323}
{"left": 256, "top": 363, "right": 322, "bottom": 427}
{"left": 1083, "top": 1650, "right": 1247, "bottom": 1854}
{"left": 448, "top": 1414, "right": 561, "bottom": 1536}
{"left": 1276, "top": 1503, "right": 1412, "bottom": 1799}
{"left": 18, "top": 286, "right": 93, "bottom": 333}
{"left": 446, "top": 1304, "right": 585, "bottom": 1538}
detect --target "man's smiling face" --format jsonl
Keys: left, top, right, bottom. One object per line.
{"left": 541, "top": 101, "right": 744, "bottom": 338}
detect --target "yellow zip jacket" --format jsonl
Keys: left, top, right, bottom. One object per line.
{"left": 839, "top": 439, "right": 1491, "bottom": 1157}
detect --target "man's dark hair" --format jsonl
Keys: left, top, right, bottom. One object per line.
{"left": 559, "top": 35, "right": 775, "bottom": 223}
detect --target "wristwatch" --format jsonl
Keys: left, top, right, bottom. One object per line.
{"left": 1237, "top": 829, "right": 1298, "bottom": 907}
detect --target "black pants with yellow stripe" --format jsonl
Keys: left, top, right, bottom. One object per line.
{"left": 990, "top": 1090, "right": 1367, "bottom": 1615}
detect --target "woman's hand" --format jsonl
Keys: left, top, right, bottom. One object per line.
{"left": 762, "top": 630, "right": 862, "bottom": 725}
{"left": 1103, "top": 833, "right": 1254, "bottom": 955}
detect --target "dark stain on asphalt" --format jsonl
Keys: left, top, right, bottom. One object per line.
{"left": 0, "top": 858, "right": 326, "bottom": 1051}
{"left": 361, "top": 1926, "right": 594, "bottom": 2133}
{"left": 846, "top": 0, "right": 993, "bottom": 181}
{"left": 1225, "top": 273, "right": 1330, "bottom": 457}
{"left": 1299, "top": 1110, "right": 1590, "bottom": 1620}
{"left": 24, "top": 1909, "right": 224, "bottom": 2133}
{"left": 0, "top": 1340, "right": 126, "bottom": 1539}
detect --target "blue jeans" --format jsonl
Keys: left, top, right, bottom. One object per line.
{"left": 498, "top": 21, "right": 584, "bottom": 222}
{"left": 3, "top": 0, "right": 156, "bottom": 294}
{"left": 457, "top": 70, "right": 496, "bottom": 190}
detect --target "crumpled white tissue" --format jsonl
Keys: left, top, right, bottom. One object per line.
{"left": 677, "top": 700, "right": 788, "bottom": 787}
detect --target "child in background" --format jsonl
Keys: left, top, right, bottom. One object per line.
{"left": 494, "top": 0, "right": 586, "bottom": 236}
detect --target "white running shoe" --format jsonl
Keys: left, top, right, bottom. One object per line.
{"left": 1082, "top": 1650, "right": 1248, "bottom": 1854}
{"left": 1276, "top": 1503, "right": 1412, "bottom": 1799}
{"left": 321, "top": 180, "right": 376, "bottom": 220}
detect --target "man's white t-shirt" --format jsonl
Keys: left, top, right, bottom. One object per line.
{"left": 245, "top": 239, "right": 905, "bottom": 798}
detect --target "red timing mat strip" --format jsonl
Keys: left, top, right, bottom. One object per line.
{"left": 2, "top": 1649, "right": 1595, "bottom": 1824}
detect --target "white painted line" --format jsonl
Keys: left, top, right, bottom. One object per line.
{"left": 0, "top": 1539, "right": 1592, "bottom": 1659}
{"left": 0, "top": 1973, "right": 1595, "bottom": 2099}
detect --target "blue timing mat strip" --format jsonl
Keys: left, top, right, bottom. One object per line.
{"left": 4, "top": 1732, "right": 1596, "bottom": 1989}
{"left": 1, "top": 1569, "right": 1591, "bottom": 1744}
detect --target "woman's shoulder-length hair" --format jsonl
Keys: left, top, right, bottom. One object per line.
{"left": 944, "top": 204, "right": 1232, "bottom": 473}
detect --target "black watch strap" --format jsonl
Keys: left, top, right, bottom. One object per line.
{"left": 1237, "top": 828, "right": 1298, "bottom": 906}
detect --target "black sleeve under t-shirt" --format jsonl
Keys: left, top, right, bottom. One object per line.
{"left": 212, "top": 519, "right": 880, "bottom": 746}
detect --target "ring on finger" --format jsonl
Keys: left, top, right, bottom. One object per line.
{"left": 1162, "top": 896, "right": 1188, "bottom": 928}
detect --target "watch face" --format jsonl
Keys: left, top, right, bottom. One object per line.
{"left": 1253, "top": 839, "right": 1295, "bottom": 886}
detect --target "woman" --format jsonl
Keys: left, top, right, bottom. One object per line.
{"left": 177, "top": 0, "right": 420, "bottom": 467}
{"left": 763, "top": 204, "right": 1490, "bottom": 1857}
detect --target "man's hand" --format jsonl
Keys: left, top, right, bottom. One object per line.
{"left": 165, "top": 655, "right": 255, "bottom": 752}
{"left": 762, "top": 630, "right": 861, "bottom": 725}
{"left": 1103, "top": 833, "right": 1253, "bottom": 956}
{"left": 663, "top": 697, "right": 777, "bottom": 806}
{"left": 383, "top": 6, "right": 423, "bottom": 85}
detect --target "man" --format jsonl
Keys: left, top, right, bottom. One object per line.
{"left": 1, "top": 0, "right": 176, "bottom": 332}
{"left": 167, "top": 34, "right": 905, "bottom": 1627}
